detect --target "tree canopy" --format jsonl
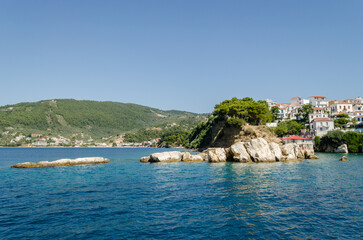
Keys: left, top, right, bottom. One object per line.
{"left": 212, "top": 97, "right": 273, "bottom": 126}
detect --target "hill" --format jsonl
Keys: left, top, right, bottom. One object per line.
{"left": 0, "top": 99, "right": 204, "bottom": 144}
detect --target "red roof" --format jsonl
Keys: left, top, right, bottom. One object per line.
{"left": 291, "top": 96, "right": 300, "bottom": 100}
{"left": 282, "top": 135, "right": 312, "bottom": 140}
{"left": 313, "top": 118, "right": 334, "bottom": 122}
{"left": 309, "top": 96, "right": 326, "bottom": 99}
{"left": 313, "top": 107, "right": 323, "bottom": 110}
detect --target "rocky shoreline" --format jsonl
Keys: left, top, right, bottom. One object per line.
{"left": 140, "top": 138, "right": 318, "bottom": 163}
{"left": 11, "top": 157, "right": 110, "bottom": 168}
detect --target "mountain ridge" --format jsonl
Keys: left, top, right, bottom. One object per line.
{"left": 0, "top": 99, "right": 204, "bottom": 141}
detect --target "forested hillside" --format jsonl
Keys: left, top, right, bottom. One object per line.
{"left": 0, "top": 99, "right": 204, "bottom": 140}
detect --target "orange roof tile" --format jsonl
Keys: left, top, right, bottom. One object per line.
{"left": 309, "top": 96, "right": 326, "bottom": 99}
{"left": 282, "top": 135, "right": 312, "bottom": 140}
{"left": 313, "top": 118, "right": 334, "bottom": 122}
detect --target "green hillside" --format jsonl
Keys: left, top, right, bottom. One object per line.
{"left": 0, "top": 99, "right": 204, "bottom": 140}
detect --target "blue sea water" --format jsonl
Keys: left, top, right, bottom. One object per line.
{"left": 0, "top": 148, "right": 362, "bottom": 239}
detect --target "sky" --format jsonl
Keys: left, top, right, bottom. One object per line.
{"left": 1, "top": 0, "right": 362, "bottom": 113}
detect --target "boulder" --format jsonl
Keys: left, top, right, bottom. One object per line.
{"left": 196, "top": 152, "right": 208, "bottom": 161}
{"left": 281, "top": 143, "right": 297, "bottom": 160}
{"left": 182, "top": 152, "right": 192, "bottom": 161}
{"left": 207, "top": 148, "right": 227, "bottom": 162}
{"left": 269, "top": 142, "right": 283, "bottom": 161}
{"left": 244, "top": 138, "right": 275, "bottom": 162}
{"left": 181, "top": 152, "right": 204, "bottom": 162}
{"left": 11, "top": 157, "right": 110, "bottom": 168}
{"left": 230, "top": 142, "right": 251, "bottom": 162}
{"left": 335, "top": 144, "right": 348, "bottom": 153}
{"left": 340, "top": 156, "right": 349, "bottom": 161}
{"left": 304, "top": 149, "right": 319, "bottom": 159}
{"left": 140, "top": 156, "right": 150, "bottom": 163}
{"left": 149, "top": 151, "right": 183, "bottom": 162}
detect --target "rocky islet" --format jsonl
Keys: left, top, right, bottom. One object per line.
{"left": 140, "top": 138, "right": 318, "bottom": 163}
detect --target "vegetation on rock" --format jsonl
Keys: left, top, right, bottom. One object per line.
{"left": 315, "top": 130, "right": 363, "bottom": 153}
{"left": 185, "top": 97, "right": 275, "bottom": 149}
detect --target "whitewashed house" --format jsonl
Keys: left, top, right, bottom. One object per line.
{"left": 310, "top": 118, "right": 335, "bottom": 137}
{"left": 291, "top": 96, "right": 309, "bottom": 105}
{"left": 355, "top": 111, "right": 363, "bottom": 124}
{"left": 344, "top": 97, "right": 363, "bottom": 104}
{"left": 308, "top": 112, "right": 329, "bottom": 123}
{"left": 282, "top": 135, "right": 313, "bottom": 150}
{"left": 330, "top": 101, "right": 353, "bottom": 114}
{"left": 308, "top": 96, "right": 329, "bottom": 108}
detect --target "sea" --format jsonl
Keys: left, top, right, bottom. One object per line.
{"left": 0, "top": 148, "right": 362, "bottom": 239}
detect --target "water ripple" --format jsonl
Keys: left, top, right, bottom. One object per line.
{"left": 0, "top": 149, "right": 362, "bottom": 239}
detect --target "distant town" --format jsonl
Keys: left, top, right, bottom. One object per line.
{"left": 0, "top": 129, "right": 161, "bottom": 148}
{"left": 266, "top": 96, "right": 363, "bottom": 137}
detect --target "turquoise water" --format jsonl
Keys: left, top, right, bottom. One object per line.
{"left": 0, "top": 148, "right": 362, "bottom": 239}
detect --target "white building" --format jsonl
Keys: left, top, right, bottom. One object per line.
{"left": 355, "top": 111, "right": 363, "bottom": 124}
{"left": 282, "top": 135, "right": 314, "bottom": 150}
{"left": 308, "top": 96, "right": 329, "bottom": 108}
{"left": 330, "top": 101, "right": 354, "bottom": 114}
{"left": 291, "top": 96, "right": 309, "bottom": 105}
{"left": 344, "top": 97, "right": 363, "bottom": 104}
{"left": 308, "top": 112, "right": 329, "bottom": 123}
{"left": 310, "top": 118, "right": 335, "bottom": 137}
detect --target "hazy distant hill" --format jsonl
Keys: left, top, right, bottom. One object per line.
{"left": 0, "top": 99, "right": 204, "bottom": 139}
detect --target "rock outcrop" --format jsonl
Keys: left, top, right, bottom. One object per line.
{"left": 230, "top": 142, "right": 251, "bottom": 162}
{"left": 334, "top": 144, "right": 348, "bottom": 153}
{"left": 245, "top": 138, "right": 275, "bottom": 162}
{"left": 182, "top": 152, "right": 205, "bottom": 162}
{"left": 340, "top": 156, "right": 349, "bottom": 161}
{"left": 207, "top": 148, "right": 227, "bottom": 162}
{"left": 140, "top": 137, "right": 319, "bottom": 164}
{"left": 11, "top": 157, "right": 110, "bottom": 168}
{"left": 149, "top": 151, "right": 183, "bottom": 162}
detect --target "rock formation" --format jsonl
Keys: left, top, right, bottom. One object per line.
{"left": 230, "top": 142, "right": 251, "bottom": 162}
{"left": 340, "top": 156, "right": 349, "bottom": 161}
{"left": 244, "top": 138, "right": 276, "bottom": 162}
{"left": 140, "top": 137, "right": 319, "bottom": 164}
{"left": 206, "top": 148, "right": 227, "bottom": 162}
{"left": 334, "top": 144, "right": 349, "bottom": 153}
{"left": 149, "top": 151, "right": 183, "bottom": 162}
{"left": 11, "top": 157, "right": 110, "bottom": 168}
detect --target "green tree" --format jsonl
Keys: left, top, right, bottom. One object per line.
{"left": 271, "top": 106, "right": 280, "bottom": 121}
{"left": 274, "top": 120, "right": 305, "bottom": 137}
{"left": 333, "top": 114, "right": 350, "bottom": 129}
{"left": 342, "top": 131, "right": 363, "bottom": 153}
{"left": 297, "top": 104, "right": 314, "bottom": 123}
{"left": 213, "top": 97, "right": 273, "bottom": 126}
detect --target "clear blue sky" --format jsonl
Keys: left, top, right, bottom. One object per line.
{"left": 1, "top": 0, "right": 362, "bottom": 113}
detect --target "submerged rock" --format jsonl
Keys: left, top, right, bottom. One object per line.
{"left": 11, "top": 157, "right": 110, "bottom": 168}
{"left": 149, "top": 151, "right": 183, "bottom": 162}
{"left": 140, "top": 156, "right": 150, "bottom": 163}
